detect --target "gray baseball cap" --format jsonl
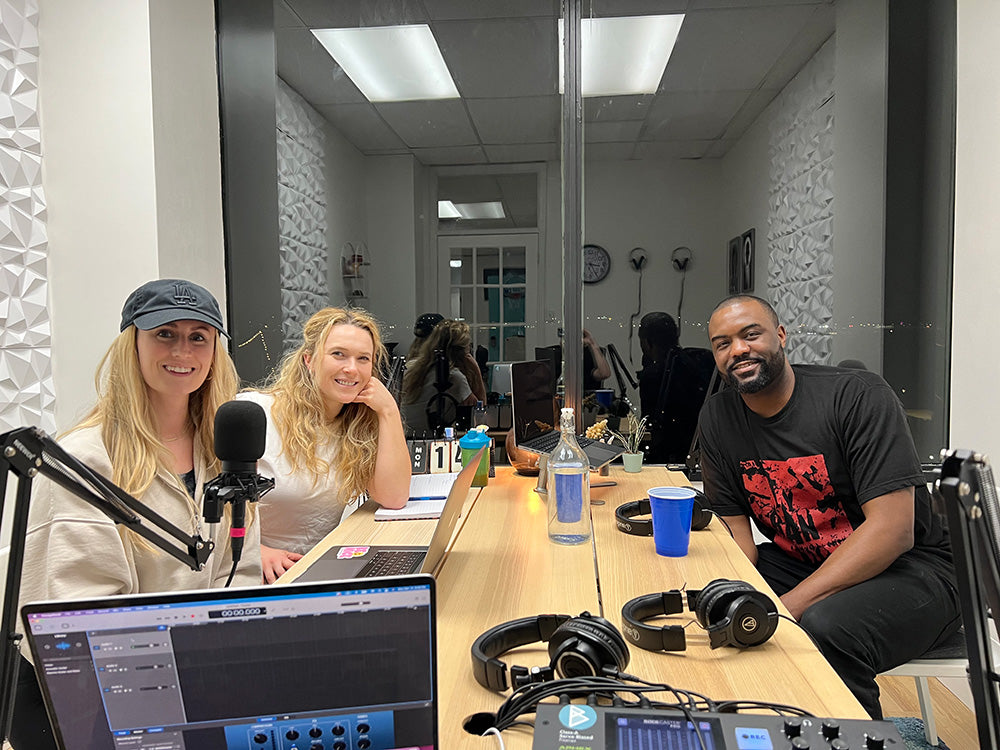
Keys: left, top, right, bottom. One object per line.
{"left": 120, "top": 279, "right": 228, "bottom": 337}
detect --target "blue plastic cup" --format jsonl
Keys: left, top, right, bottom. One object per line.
{"left": 648, "top": 486, "right": 696, "bottom": 557}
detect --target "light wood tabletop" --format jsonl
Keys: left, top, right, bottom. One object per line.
{"left": 279, "top": 465, "right": 866, "bottom": 749}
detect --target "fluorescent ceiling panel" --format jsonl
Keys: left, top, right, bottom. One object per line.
{"left": 559, "top": 15, "right": 684, "bottom": 97}
{"left": 454, "top": 202, "right": 505, "bottom": 220}
{"left": 313, "top": 25, "right": 459, "bottom": 102}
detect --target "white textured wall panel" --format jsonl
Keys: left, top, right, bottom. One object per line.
{"left": 276, "top": 77, "right": 328, "bottom": 353}
{"left": 767, "top": 40, "right": 835, "bottom": 364}
{"left": 0, "top": 0, "right": 53, "bottom": 432}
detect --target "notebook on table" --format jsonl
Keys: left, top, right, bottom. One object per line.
{"left": 510, "top": 360, "right": 625, "bottom": 469}
{"left": 21, "top": 575, "right": 438, "bottom": 750}
{"left": 294, "top": 446, "right": 483, "bottom": 581}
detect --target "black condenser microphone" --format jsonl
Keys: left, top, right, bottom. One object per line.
{"left": 203, "top": 400, "right": 274, "bottom": 567}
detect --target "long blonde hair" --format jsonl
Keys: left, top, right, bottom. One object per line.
{"left": 402, "top": 319, "right": 472, "bottom": 403}
{"left": 74, "top": 325, "right": 239, "bottom": 498}
{"left": 260, "top": 307, "right": 386, "bottom": 502}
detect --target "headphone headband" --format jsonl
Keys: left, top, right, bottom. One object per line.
{"left": 615, "top": 491, "right": 713, "bottom": 535}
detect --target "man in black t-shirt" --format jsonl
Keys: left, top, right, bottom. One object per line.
{"left": 698, "top": 295, "right": 959, "bottom": 719}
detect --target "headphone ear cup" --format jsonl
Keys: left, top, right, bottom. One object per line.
{"left": 547, "top": 613, "right": 630, "bottom": 679}
{"left": 694, "top": 579, "right": 749, "bottom": 628}
{"left": 690, "top": 490, "right": 711, "bottom": 531}
{"left": 726, "top": 591, "right": 779, "bottom": 647}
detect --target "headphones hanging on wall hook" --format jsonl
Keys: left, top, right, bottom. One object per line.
{"left": 671, "top": 246, "right": 692, "bottom": 272}
{"left": 629, "top": 247, "right": 647, "bottom": 271}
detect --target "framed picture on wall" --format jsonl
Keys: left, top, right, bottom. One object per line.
{"left": 740, "top": 228, "right": 755, "bottom": 292}
{"left": 727, "top": 237, "right": 741, "bottom": 294}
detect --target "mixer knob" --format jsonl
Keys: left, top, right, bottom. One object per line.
{"left": 791, "top": 737, "right": 810, "bottom": 749}
{"left": 310, "top": 743, "right": 323, "bottom": 750}
{"left": 865, "top": 732, "right": 885, "bottom": 749}
{"left": 254, "top": 733, "right": 268, "bottom": 744}
{"left": 356, "top": 723, "right": 370, "bottom": 734}
{"left": 784, "top": 718, "right": 803, "bottom": 737}
{"left": 357, "top": 740, "right": 371, "bottom": 750}
{"left": 331, "top": 725, "right": 346, "bottom": 736}
{"left": 831, "top": 739, "right": 850, "bottom": 749}
{"left": 822, "top": 720, "right": 841, "bottom": 740}
{"left": 286, "top": 729, "right": 300, "bottom": 740}
{"left": 309, "top": 726, "right": 323, "bottom": 738}
{"left": 333, "top": 741, "right": 347, "bottom": 750}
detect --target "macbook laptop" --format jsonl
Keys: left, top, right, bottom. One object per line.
{"left": 21, "top": 575, "right": 438, "bottom": 750}
{"left": 510, "top": 360, "right": 624, "bottom": 469}
{"left": 293, "top": 446, "right": 484, "bottom": 582}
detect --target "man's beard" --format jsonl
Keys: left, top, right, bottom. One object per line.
{"left": 724, "top": 346, "right": 786, "bottom": 394}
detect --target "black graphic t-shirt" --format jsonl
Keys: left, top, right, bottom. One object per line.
{"left": 699, "top": 365, "right": 951, "bottom": 571}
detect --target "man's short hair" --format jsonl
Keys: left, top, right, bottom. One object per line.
{"left": 711, "top": 295, "right": 780, "bottom": 326}
{"left": 638, "top": 312, "right": 679, "bottom": 350}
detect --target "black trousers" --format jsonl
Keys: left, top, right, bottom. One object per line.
{"left": 755, "top": 543, "right": 961, "bottom": 720}
{"left": 8, "top": 654, "right": 57, "bottom": 750}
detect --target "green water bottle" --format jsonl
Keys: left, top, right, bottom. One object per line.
{"left": 459, "top": 427, "right": 491, "bottom": 487}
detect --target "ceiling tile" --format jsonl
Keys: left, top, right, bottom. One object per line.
{"left": 376, "top": 99, "right": 479, "bottom": 149}
{"left": 643, "top": 90, "right": 752, "bottom": 140}
{"left": 466, "top": 97, "right": 559, "bottom": 144}
{"left": 484, "top": 143, "right": 560, "bottom": 164}
{"left": 584, "top": 142, "right": 638, "bottom": 161}
{"left": 411, "top": 145, "right": 488, "bottom": 165}
{"left": 660, "top": 5, "right": 820, "bottom": 93}
{"left": 315, "top": 103, "right": 408, "bottom": 151}
{"left": 585, "top": 120, "right": 644, "bottom": 143}
{"left": 423, "top": 0, "right": 559, "bottom": 21}
{"left": 434, "top": 17, "right": 559, "bottom": 98}
{"left": 283, "top": 0, "right": 428, "bottom": 28}
{"left": 276, "top": 29, "right": 366, "bottom": 106}
{"left": 584, "top": 95, "right": 654, "bottom": 122}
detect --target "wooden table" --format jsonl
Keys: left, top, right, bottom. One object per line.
{"left": 280, "top": 465, "right": 866, "bottom": 749}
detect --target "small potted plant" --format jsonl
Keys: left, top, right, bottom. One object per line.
{"left": 609, "top": 412, "right": 648, "bottom": 473}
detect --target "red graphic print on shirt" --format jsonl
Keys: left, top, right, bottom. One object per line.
{"left": 740, "top": 454, "right": 852, "bottom": 565}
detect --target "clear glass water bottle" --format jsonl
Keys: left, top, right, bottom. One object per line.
{"left": 546, "top": 407, "right": 592, "bottom": 545}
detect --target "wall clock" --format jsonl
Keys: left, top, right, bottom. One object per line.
{"left": 583, "top": 243, "right": 611, "bottom": 284}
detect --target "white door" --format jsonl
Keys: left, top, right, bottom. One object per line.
{"left": 436, "top": 234, "right": 539, "bottom": 363}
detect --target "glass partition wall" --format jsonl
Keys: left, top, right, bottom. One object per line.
{"left": 217, "top": 0, "right": 955, "bottom": 458}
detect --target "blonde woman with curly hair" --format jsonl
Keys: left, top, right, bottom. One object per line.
{"left": 13, "top": 279, "right": 261, "bottom": 750}
{"left": 401, "top": 318, "right": 487, "bottom": 435}
{"left": 238, "top": 307, "right": 410, "bottom": 583}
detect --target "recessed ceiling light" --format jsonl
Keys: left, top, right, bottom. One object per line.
{"left": 559, "top": 15, "right": 684, "bottom": 97}
{"left": 313, "top": 25, "right": 459, "bottom": 102}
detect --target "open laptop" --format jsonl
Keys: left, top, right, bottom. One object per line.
{"left": 21, "top": 575, "right": 438, "bottom": 750}
{"left": 510, "top": 360, "right": 625, "bottom": 469}
{"left": 293, "top": 446, "right": 484, "bottom": 582}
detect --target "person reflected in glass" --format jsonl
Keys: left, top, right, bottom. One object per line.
{"left": 406, "top": 312, "right": 444, "bottom": 360}
{"left": 237, "top": 307, "right": 409, "bottom": 584}
{"left": 401, "top": 319, "right": 487, "bottom": 436}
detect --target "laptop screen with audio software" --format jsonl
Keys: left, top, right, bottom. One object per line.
{"left": 22, "top": 576, "right": 437, "bottom": 750}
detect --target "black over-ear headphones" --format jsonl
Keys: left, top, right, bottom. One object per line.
{"left": 615, "top": 492, "right": 712, "bottom": 534}
{"left": 620, "top": 579, "right": 777, "bottom": 652}
{"left": 471, "top": 612, "right": 630, "bottom": 691}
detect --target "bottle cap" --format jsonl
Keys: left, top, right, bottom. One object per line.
{"left": 561, "top": 407, "right": 574, "bottom": 418}
{"left": 444, "top": 427, "right": 455, "bottom": 439}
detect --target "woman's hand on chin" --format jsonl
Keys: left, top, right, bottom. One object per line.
{"left": 261, "top": 544, "right": 303, "bottom": 584}
{"left": 352, "top": 376, "right": 398, "bottom": 417}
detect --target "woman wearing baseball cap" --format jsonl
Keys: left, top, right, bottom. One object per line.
{"left": 11, "top": 279, "right": 261, "bottom": 749}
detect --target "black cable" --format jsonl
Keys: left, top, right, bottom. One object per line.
{"left": 777, "top": 613, "right": 824, "bottom": 652}
{"left": 224, "top": 561, "right": 238, "bottom": 588}
{"left": 704, "top": 509, "right": 734, "bottom": 538}
{"left": 628, "top": 262, "right": 644, "bottom": 368}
